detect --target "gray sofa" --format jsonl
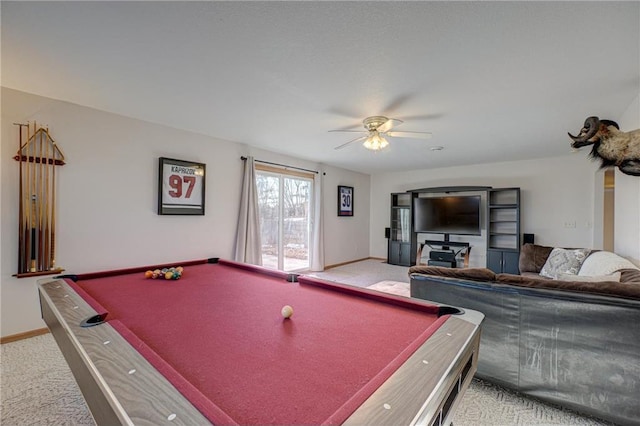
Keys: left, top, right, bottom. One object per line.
{"left": 409, "top": 244, "right": 640, "bottom": 426}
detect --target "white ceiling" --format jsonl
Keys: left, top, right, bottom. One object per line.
{"left": 3, "top": 1, "right": 639, "bottom": 174}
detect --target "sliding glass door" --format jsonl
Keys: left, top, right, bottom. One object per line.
{"left": 256, "top": 169, "right": 312, "bottom": 271}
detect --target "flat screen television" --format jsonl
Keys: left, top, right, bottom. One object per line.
{"left": 413, "top": 195, "right": 481, "bottom": 236}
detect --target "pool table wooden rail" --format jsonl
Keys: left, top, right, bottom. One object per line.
{"left": 343, "top": 315, "right": 480, "bottom": 426}
{"left": 39, "top": 276, "right": 482, "bottom": 426}
{"left": 39, "top": 278, "right": 210, "bottom": 425}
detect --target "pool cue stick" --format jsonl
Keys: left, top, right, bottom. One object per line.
{"left": 47, "top": 131, "right": 54, "bottom": 270}
{"left": 46, "top": 129, "right": 54, "bottom": 270}
{"left": 13, "top": 123, "right": 25, "bottom": 274}
{"left": 24, "top": 123, "right": 32, "bottom": 273}
{"left": 16, "top": 123, "right": 26, "bottom": 272}
{"left": 42, "top": 129, "right": 50, "bottom": 271}
{"left": 29, "top": 123, "right": 37, "bottom": 272}
{"left": 41, "top": 128, "right": 49, "bottom": 271}
{"left": 37, "top": 129, "right": 44, "bottom": 271}
{"left": 35, "top": 129, "right": 42, "bottom": 271}
{"left": 50, "top": 140, "right": 57, "bottom": 269}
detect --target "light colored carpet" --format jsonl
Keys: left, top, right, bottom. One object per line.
{"left": 367, "top": 280, "right": 411, "bottom": 297}
{"left": 307, "top": 258, "right": 410, "bottom": 287}
{"left": 0, "top": 333, "right": 612, "bottom": 426}
{"left": 0, "top": 259, "right": 612, "bottom": 426}
{"left": 1, "top": 334, "right": 95, "bottom": 425}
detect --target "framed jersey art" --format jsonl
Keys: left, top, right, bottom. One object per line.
{"left": 158, "top": 157, "right": 206, "bottom": 215}
{"left": 337, "top": 185, "right": 354, "bottom": 217}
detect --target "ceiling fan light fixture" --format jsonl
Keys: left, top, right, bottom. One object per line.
{"left": 363, "top": 131, "right": 389, "bottom": 151}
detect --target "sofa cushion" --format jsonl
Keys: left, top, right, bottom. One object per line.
{"left": 539, "top": 248, "right": 591, "bottom": 279}
{"left": 495, "top": 273, "right": 640, "bottom": 299}
{"left": 409, "top": 266, "right": 496, "bottom": 281}
{"left": 557, "top": 272, "right": 621, "bottom": 282}
{"left": 518, "top": 244, "right": 555, "bottom": 273}
{"left": 578, "top": 251, "right": 640, "bottom": 276}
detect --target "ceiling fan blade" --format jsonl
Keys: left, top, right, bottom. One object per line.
{"left": 376, "top": 118, "right": 403, "bottom": 133}
{"left": 334, "top": 135, "right": 367, "bottom": 150}
{"left": 387, "top": 131, "right": 432, "bottom": 139}
{"left": 328, "top": 129, "right": 367, "bottom": 133}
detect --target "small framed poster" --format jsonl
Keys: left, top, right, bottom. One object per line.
{"left": 158, "top": 157, "right": 206, "bottom": 215}
{"left": 337, "top": 185, "right": 354, "bottom": 216}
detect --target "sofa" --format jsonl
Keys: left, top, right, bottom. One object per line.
{"left": 409, "top": 244, "right": 640, "bottom": 426}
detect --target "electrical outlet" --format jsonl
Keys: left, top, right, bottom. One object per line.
{"left": 563, "top": 221, "right": 577, "bottom": 228}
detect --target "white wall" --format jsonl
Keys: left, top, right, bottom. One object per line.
{"left": 1, "top": 88, "right": 370, "bottom": 337}
{"left": 321, "top": 164, "right": 371, "bottom": 265}
{"left": 369, "top": 155, "right": 601, "bottom": 267}
{"left": 614, "top": 93, "right": 640, "bottom": 264}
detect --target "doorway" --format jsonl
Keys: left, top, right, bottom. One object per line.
{"left": 255, "top": 168, "right": 313, "bottom": 271}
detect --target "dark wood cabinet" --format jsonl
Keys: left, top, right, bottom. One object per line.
{"left": 389, "top": 241, "right": 412, "bottom": 266}
{"left": 487, "top": 249, "right": 520, "bottom": 274}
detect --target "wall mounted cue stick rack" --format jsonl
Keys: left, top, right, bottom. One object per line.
{"left": 13, "top": 122, "right": 66, "bottom": 278}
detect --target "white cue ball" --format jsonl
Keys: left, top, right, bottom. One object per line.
{"left": 281, "top": 305, "right": 294, "bottom": 319}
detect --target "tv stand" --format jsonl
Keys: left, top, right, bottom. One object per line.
{"left": 417, "top": 238, "right": 472, "bottom": 268}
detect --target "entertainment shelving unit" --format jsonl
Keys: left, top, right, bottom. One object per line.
{"left": 486, "top": 188, "right": 521, "bottom": 273}
{"left": 387, "top": 186, "right": 521, "bottom": 273}
{"left": 388, "top": 192, "right": 415, "bottom": 266}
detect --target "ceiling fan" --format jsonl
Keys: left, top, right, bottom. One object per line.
{"left": 329, "top": 116, "right": 432, "bottom": 151}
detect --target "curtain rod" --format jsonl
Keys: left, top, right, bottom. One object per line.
{"left": 240, "top": 156, "right": 318, "bottom": 174}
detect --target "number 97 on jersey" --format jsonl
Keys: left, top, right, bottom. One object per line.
{"left": 158, "top": 157, "right": 206, "bottom": 215}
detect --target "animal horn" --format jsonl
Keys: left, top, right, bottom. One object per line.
{"left": 568, "top": 116, "right": 600, "bottom": 142}
{"left": 600, "top": 120, "right": 619, "bottom": 130}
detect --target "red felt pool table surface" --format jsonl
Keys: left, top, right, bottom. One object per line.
{"left": 39, "top": 258, "right": 482, "bottom": 425}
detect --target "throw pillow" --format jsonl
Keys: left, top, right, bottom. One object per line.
{"left": 578, "top": 251, "right": 640, "bottom": 276}
{"left": 539, "top": 248, "right": 591, "bottom": 279}
{"left": 557, "top": 272, "right": 621, "bottom": 282}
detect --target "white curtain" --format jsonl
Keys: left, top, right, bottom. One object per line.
{"left": 234, "top": 156, "right": 262, "bottom": 265}
{"left": 310, "top": 166, "right": 325, "bottom": 271}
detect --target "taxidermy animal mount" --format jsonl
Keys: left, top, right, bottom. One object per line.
{"left": 568, "top": 116, "right": 640, "bottom": 176}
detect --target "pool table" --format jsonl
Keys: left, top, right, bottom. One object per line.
{"left": 38, "top": 258, "right": 483, "bottom": 425}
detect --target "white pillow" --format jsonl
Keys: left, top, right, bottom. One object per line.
{"left": 557, "top": 272, "right": 621, "bottom": 282}
{"left": 578, "top": 251, "right": 639, "bottom": 276}
{"left": 539, "top": 248, "right": 591, "bottom": 279}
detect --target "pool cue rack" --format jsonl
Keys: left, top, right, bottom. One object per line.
{"left": 13, "top": 122, "right": 66, "bottom": 278}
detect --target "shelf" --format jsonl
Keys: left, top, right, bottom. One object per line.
{"left": 13, "top": 268, "right": 65, "bottom": 279}
{"left": 489, "top": 204, "right": 518, "bottom": 209}
{"left": 487, "top": 187, "right": 521, "bottom": 272}
{"left": 487, "top": 247, "right": 520, "bottom": 252}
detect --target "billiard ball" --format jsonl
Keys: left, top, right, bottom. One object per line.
{"left": 144, "top": 270, "right": 153, "bottom": 279}
{"left": 165, "top": 271, "right": 174, "bottom": 280}
{"left": 281, "top": 305, "right": 293, "bottom": 319}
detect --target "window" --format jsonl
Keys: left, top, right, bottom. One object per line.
{"left": 256, "top": 166, "right": 313, "bottom": 271}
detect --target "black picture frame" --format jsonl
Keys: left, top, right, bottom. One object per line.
{"left": 158, "top": 157, "right": 206, "bottom": 215}
{"left": 337, "top": 185, "right": 354, "bottom": 216}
